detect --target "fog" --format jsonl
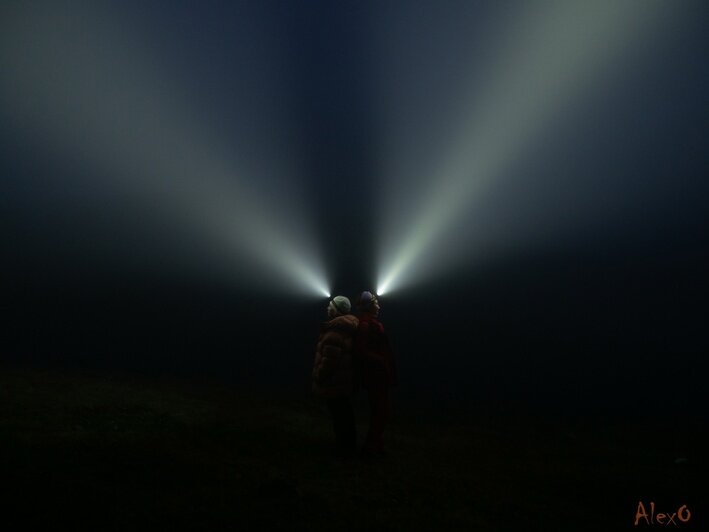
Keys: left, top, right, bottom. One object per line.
{"left": 2, "top": 0, "right": 708, "bottom": 416}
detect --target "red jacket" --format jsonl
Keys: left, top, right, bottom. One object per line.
{"left": 354, "top": 313, "right": 397, "bottom": 389}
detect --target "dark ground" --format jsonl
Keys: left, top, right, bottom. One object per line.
{"left": 1, "top": 364, "right": 704, "bottom": 531}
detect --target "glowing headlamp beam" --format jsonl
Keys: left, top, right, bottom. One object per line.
{"left": 0, "top": 3, "right": 329, "bottom": 298}
{"left": 377, "top": 0, "right": 676, "bottom": 295}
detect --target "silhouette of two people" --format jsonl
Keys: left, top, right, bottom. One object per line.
{"left": 312, "top": 291, "right": 396, "bottom": 458}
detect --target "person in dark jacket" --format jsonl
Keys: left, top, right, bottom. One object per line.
{"left": 312, "top": 295, "right": 359, "bottom": 457}
{"left": 354, "top": 291, "right": 397, "bottom": 457}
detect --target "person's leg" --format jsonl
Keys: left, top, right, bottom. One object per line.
{"left": 326, "top": 398, "right": 342, "bottom": 448}
{"left": 328, "top": 397, "right": 355, "bottom": 456}
{"left": 341, "top": 397, "right": 356, "bottom": 455}
{"left": 364, "top": 385, "right": 390, "bottom": 453}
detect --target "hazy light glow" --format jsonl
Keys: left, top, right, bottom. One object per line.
{"left": 0, "top": 2, "right": 328, "bottom": 298}
{"left": 377, "top": 1, "right": 676, "bottom": 295}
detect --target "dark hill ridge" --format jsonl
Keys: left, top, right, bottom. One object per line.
{"left": 1, "top": 365, "right": 704, "bottom": 530}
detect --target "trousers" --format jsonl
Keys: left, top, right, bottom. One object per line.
{"left": 364, "top": 385, "right": 390, "bottom": 452}
{"left": 326, "top": 396, "right": 356, "bottom": 455}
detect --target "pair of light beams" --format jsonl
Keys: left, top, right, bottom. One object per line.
{"left": 0, "top": 2, "right": 677, "bottom": 300}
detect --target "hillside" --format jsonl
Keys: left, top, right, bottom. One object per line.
{"left": 1, "top": 365, "right": 703, "bottom": 530}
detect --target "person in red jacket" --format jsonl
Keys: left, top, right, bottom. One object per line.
{"left": 354, "top": 290, "right": 397, "bottom": 457}
{"left": 312, "top": 295, "right": 359, "bottom": 457}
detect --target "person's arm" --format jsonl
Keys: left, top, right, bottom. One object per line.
{"left": 354, "top": 321, "right": 387, "bottom": 366}
{"left": 316, "top": 344, "right": 341, "bottom": 382}
{"left": 311, "top": 350, "right": 320, "bottom": 381}
{"left": 382, "top": 331, "right": 397, "bottom": 385}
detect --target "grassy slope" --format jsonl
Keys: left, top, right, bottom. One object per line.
{"left": 1, "top": 366, "right": 704, "bottom": 531}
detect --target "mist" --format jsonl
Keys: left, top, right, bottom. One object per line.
{"left": 2, "top": 0, "right": 708, "bottom": 414}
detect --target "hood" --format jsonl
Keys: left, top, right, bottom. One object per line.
{"left": 322, "top": 314, "right": 359, "bottom": 333}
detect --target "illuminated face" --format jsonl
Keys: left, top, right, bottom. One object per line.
{"left": 370, "top": 298, "right": 380, "bottom": 317}
{"left": 327, "top": 302, "right": 338, "bottom": 319}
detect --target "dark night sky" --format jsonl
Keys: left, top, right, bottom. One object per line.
{"left": 2, "top": 1, "right": 708, "bottom": 416}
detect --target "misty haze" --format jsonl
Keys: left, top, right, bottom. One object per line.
{"left": 1, "top": 1, "right": 706, "bottom": 529}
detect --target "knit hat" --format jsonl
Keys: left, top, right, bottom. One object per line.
{"left": 357, "top": 290, "right": 377, "bottom": 309}
{"left": 329, "top": 295, "right": 351, "bottom": 315}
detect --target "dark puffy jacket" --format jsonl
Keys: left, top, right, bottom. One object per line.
{"left": 312, "top": 314, "right": 359, "bottom": 397}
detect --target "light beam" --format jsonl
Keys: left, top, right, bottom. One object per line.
{"left": 0, "top": 2, "right": 329, "bottom": 298}
{"left": 376, "top": 1, "right": 679, "bottom": 295}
